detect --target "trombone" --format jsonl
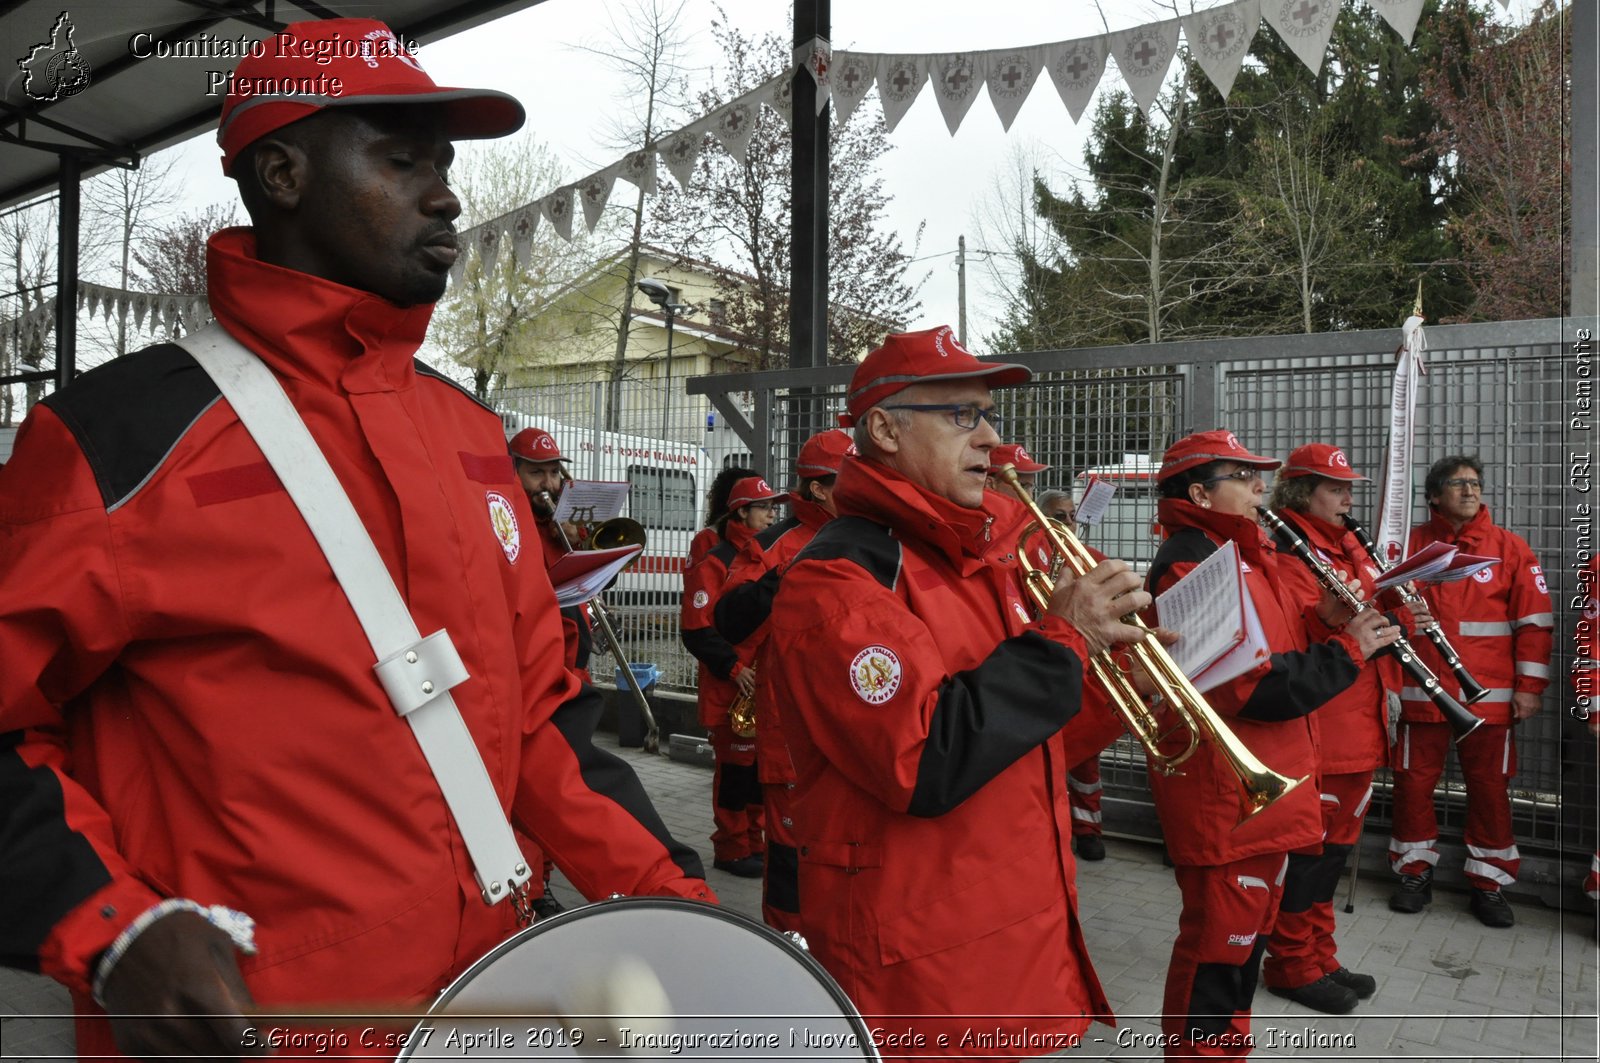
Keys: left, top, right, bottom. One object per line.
{"left": 997, "top": 466, "right": 1303, "bottom": 822}
{"left": 541, "top": 494, "right": 660, "bottom": 755}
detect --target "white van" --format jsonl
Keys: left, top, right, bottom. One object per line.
{"left": 1074, "top": 454, "right": 1163, "bottom": 574}
{"left": 502, "top": 413, "right": 710, "bottom": 603}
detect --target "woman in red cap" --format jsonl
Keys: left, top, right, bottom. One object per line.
{"left": 1258, "top": 443, "right": 1415, "bottom": 1014}
{"left": 1145, "top": 430, "right": 1397, "bottom": 1060}
{"left": 680, "top": 474, "right": 785, "bottom": 877}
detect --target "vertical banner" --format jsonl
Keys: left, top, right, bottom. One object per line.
{"left": 1376, "top": 310, "right": 1428, "bottom": 563}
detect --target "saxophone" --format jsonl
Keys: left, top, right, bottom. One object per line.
{"left": 729, "top": 687, "right": 758, "bottom": 738}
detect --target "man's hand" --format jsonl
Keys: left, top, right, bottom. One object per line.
{"left": 1403, "top": 596, "right": 1435, "bottom": 629}
{"left": 1047, "top": 558, "right": 1150, "bottom": 658}
{"left": 1344, "top": 608, "right": 1402, "bottom": 661}
{"left": 102, "top": 911, "right": 264, "bottom": 1061}
{"left": 735, "top": 665, "right": 757, "bottom": 698}
{"left": 1511, "top": 691, "right": 1542, "bottom": 721}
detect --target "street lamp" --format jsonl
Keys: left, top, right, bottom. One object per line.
{"left": 636, "top": 277, "right": 686, "bottom": 441}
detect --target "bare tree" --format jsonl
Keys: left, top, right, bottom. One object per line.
{"left": 430, "top": 133, "right": 593, "bottom": 399}
{"left": 0, "top": 199, "right": 58, "bottom": 423}
{"left": 82, "top": 158, "right": 178, "bottom": 358}
{"left": 133, "top": 203, "right": 240, "bottom": 297}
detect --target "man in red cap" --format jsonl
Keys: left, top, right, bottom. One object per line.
{"left": 1388, "top": 455, "right": 1552, "bottom": 927}
{"left": 681, "top": 474, "right": 785, "bottom": 878}
{"left": 509, "top": 427, "right": 592, "bottom": 677}
{"left": 0, "top": 20, "right": 711, "bottom": 1058}
{"left": 714, "top": 429, "right": 853, "bottom": 931}
{"left": 986, "top": 441, "right": 1048, "bottom": 499}
{"left": 762, "top": 326, "right": 1149, "bottom": 1057}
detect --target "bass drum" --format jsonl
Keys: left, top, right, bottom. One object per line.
{"left": 399, "top": 896, "right": 879, "bottom": 1060}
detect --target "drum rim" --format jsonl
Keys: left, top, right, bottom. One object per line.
{"left": 411, "top": 896, "right": 878, "bottom": 1055}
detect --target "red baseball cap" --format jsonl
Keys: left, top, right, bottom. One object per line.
{"left": 839, "top": 326, "right": 1030, "bottom": 427}
{"left": 1280, "top": 443, "right": 1370, "bottom": 482}
{"left": 218, "top": 19, "right": 525, "bottom": 175}
{"left": 988, "top": 442, "right": 1049, "bottom": 474}
{"left": 726, "top": 476, "right": 786, "bottom": 512}
{"left": 508, "top": 428, "right": 568, "bottom": 464}
{"left": 795, "top": 429, "right": 855, "bottom": 477}
{"left": 1158, "top": 430, "right": 1280, "bottom": 482}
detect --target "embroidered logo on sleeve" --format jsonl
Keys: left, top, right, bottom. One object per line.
{"left": 850, "top": 646, "right": 903, "bottom": 704}
{"left": 486, "top": 491, "right": 520, "bottom": 563}
{"left": 1531, "top": 564, "right": 1548, "bottom": 595}
{"left": 692, "top": 589, "right": 710, "bottom": 609}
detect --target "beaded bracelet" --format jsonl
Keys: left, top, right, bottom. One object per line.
{"left": 91, "top": 899, "right": 258, "bottom": 1007}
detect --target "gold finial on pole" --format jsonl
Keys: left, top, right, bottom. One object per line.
{"left": 1412, "top": 277, "right": 1425, "bottom": 319}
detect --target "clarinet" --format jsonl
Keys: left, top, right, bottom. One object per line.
{"left": 1257, "top": 506, "right": 1483, "bottom": 744}
{"left": 1341, "top": 514, "right": 1490, "bottom": 705}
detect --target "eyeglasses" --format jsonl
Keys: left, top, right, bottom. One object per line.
{"left": 1442, "top": 478, "right": 1483, "bottom": 492}
{"left": 1200, "top": 468, "right": 1263, "bottom": 487}
{"left": 881, "top": 403, "right": 1003, "bottom": 432}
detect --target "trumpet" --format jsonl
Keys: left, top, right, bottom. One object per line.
{"left": 541, "top": 493, "right": 660, "bottom": 754}
{"left": 997, "top": 466, "right": 1303, "bottom": 821}
{"left": 1258, "top": 506, "right": 1482, "bottom": 744}
{"left": 729, "top": 687, "right": 758, "bottom": 738}
{"left": 1341, "top": 515, "right": 1489, "bottom": 705}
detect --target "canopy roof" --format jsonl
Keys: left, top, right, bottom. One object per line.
{"left": 0, "top": 0, "right": 548, "bottom": 211}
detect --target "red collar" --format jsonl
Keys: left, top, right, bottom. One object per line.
{"left": 205, "top": 227, "right": 436, "bottom": 394}
{"left": 834, "top": 456, "right": 996, "bottom": 568}
{"left": 1157, "top": 497, "right": 1273, "bottom": 566}
{"left": 790, "top": 496, "right": 834, "bottom": 531}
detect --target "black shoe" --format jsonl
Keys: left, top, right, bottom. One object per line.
{"left": 1074, "top": 835, "right": 1106, "bottom": 861}
{"left": 713, "top": 855, "right": 764, "bottom": 879}
{"left": 1268, "top": 975, "right": 1359, "bottom": 1015}
{"left": 530, "top": 893, "right": 566, "bottom": 920}
{"left": 1389, "top": 868, "right": 1433, "bottom": 913}
{"left": 1469, "top": 887, "right": 1515, "bottom": 927}
{"left": 1327, "top": 967, "right": 1377, "bottom": 1000}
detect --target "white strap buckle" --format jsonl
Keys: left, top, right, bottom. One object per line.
{"left": 374, "top": 629, "right": 470, "bottom": 717}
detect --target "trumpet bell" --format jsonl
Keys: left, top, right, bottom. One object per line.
{"left": 588, "top": 517, "right": 647, "bottom": 551}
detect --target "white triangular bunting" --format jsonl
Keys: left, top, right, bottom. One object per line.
{"left": 476, "top": 222, "right": 502, "bottom": 272}
{"left": 162, "top": 301, "right": 179, "bottom": 335}
{"left": 620, "top": 148, "right": 657, "bottom": 195}
{"left": 1110, "top": 17, "right": 1180, "bottom": 118}
{"left": 85, "top": 287, "right": 99, "bottom": 317}
{"left": 1044, "top": 37, "right": 1107, "bottom": 124}
{"left": 765, "top": 73, "right": 793, "bottom": 123}
{"left": 984, "top": 46, "right": 1045, "bottom": 132}
{"left": 660, "top": 128, "right": 705, "bottom": 189}
{"left": 449, "top": 234, "right": 471, "bottom": 287}
{"left": 876, "top": 55, "right": 928, "bottom": 134}
{"left": 578, "top": 166, "right": 618, "bottom": 232}
{"left": 1261, "top": 0, "right": 1340, "bottom": 76}
{"left": 710, "top": 97, "right": 759, "bottom": 165}
{"left": 1363, "top": 0, "right": 1427, "bottom": 45}
{"left": 830, "top": 52, "right": 878, "bottom": 127}
{"left": 799, "top": 36, "right": 831, "bottom": 115}
{"left": 132, "top": 293, "right": 148, "bottom": 331}
{"left": 930, "top": 52, "right": 984, "bottom": 135}
{"left": 1183, "top": 0, "right": 1258, "bottom": 100}
{"left": 509, "top": 207, "right": 539, "bottom": 266}
{"left": 541, "top": 187, "right": 575, "bottom": 242}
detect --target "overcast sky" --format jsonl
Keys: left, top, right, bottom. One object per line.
{"left": 155, "top": 0, "right": 1537, "bottom": 347}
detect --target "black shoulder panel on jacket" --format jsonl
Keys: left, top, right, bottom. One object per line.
{"left": 755, "top": 516, "right": 801, "bottom": 551}
{"left": 414, "top": 359, "right": 498, "bottom": 415}
{"left": 709, "top": 539, "right": 739, "bottom": 569}
{"left": 40, "top": 343, "right": 221, "bottom": 511}
{"left": 791, "top": 516, "right": 902, "bottom": 591}
{"left": 1146, "top": 526, "right": 1218, "bottom": 595}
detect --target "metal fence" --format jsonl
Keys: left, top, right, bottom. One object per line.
{"left": 685, "top": 316, "right": 1595, "bottom": 899}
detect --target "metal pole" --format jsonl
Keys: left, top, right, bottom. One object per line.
{"left": 661, "top": 308, "right": 675, "bottom": 442}
{"left": 789, "top": 0, "right": 831, "bottom": 461}
{"left": 957, "top": 235, "right": 968, "bottom": 346}
{"left": 54, "top": 154, "right": 81, "bottom": 391}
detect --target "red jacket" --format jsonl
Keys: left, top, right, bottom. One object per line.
{"left": 1269, "top": 509, "right": 1396, "bottom": 773}
{"left": 1402, "top": 506, "right": 1553, "bottom": 725}
{"left": 534, "top": 517, "right": 593, "bottom": 680}
{"left": 714, "top": 497, "right": 833, "bottom": 783}
{"left": 1146, "top": 500, "right": 1361, "bottom": 865}
{"left": 680, "top": 521, "right": 756, "bottom": 727}
{"left": 765, "top": 456, "right": 1110, "bottom": 1057}
{"left": 0, "top": 230, "right": 710, "bottom": 1052}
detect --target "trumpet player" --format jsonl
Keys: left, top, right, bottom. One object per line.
{"left": 510, "top": 427, "right": 593, "bottom": 682}
{"left": 1259, "top": 444, "right": 1421, "bottom": 1013}
{"left": 681, "top": 475, "right": 784, "bottom": 878}
{"left": 1146, "top": 431, "right": 1399, "bottom": 1060}
{"left": 763, "top": 326, "right": 1148, "bottom": 1058}
{"left": 714, "top": 428, "right": 853, "bottom": 932}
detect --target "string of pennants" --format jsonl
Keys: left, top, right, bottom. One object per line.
{"left": 5, "top": 281, "right": 212, "bottom": 343}
{"left": 447, "top": 0, "right": 1460, "bottom": 284}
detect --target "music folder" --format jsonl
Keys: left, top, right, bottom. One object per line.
{"left": 1155, "top": 540, "right": 1270, "bottom": 694}
{"left": 1371, "top": 540, "right": 1457, "bottom": 591}
{"left": 548, "top": 544, "right": 641, "bottom": 607}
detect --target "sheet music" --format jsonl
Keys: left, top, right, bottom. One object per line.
{"left": 553, "top": 480, "right": 630, "bottom": 525}
{"left": 549, "top": 544, "right": 641, "bottom": 607}
{"left": 1157, "top": 541, "right": 1247, "bottom": 680}
{"left": 1372, "top": 540, "right": 1457, "bottom": 591}
{"left": 1195, "top": 582, "right": 1270, "bottom": 694}
{"left": 1427, "top": 553, "right": 1501, "bottom": 584}
{"left": 1076, "top": 477, "right": 1117, "bottom": 527}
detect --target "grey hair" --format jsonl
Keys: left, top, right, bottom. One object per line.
{"left": 852, "top": 406, "right": 913, "bottom": 459}
{"left": 1037, "top": 489, "right": 1073, "bottom": 511}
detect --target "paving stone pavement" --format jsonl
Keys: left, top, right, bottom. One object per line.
{"left": 3, "top": 734, "right": 1596, "bottom": 1061}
